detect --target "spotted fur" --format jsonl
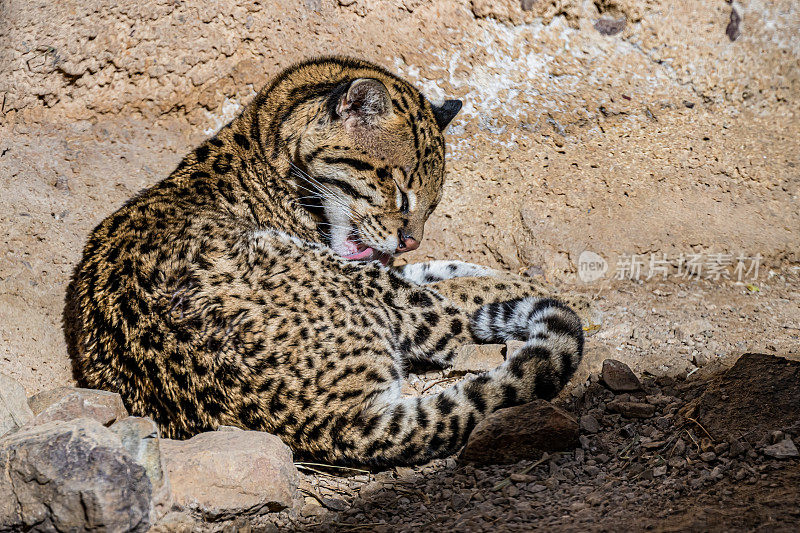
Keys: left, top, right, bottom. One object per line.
{"left": 64, "top": 57, "right": 584, "bottom": 466}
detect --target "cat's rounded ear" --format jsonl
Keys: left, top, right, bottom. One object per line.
{"left": 337, "top": 78, "right": 392, "bottom": 125}
{"left": 432, "top": 99, "right": 462, "bottom": 130}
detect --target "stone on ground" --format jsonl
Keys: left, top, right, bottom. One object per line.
{"left": 680, "top": 353, "right": 800, "bottom": 443}
{"left": 110, "top": 416, "right": 172, "bottom": 517}
{"left": 24, "top": 386, "right": 128, "bottom": 428}
{"left": 601, "top": 359, "right": 642, "bottom": 392}
{"left": 607, "top": 400, "right": 656, "bottom": 419}
{"left": 0, "top": 418, "right": 152, "bottom": 532}
{"left": 764, "top": 438, "right": 799, "bottom": 460}
{"left": 160, "top": 430, "right": 299, "bottom": 520}
{"left": 450, "top": 344, "right": 505, "bottom": 374}
{"left": 0, "top": 373, "right": 33, "bottom": 438}
{"left": 460, "top": 400, "right": 579, "bottom": 465}
{"left": 580, "top": 414, "right": 601, "bottom": 434}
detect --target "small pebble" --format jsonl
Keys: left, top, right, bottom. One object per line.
{"left": 700, "top": 451, "right": 717, "bottom": 462}
{"left": 580, "top": 415, "right": 601, "bottom": 434}
{"left": 584, "top": 465, "right": 600, "bottom": 476}
{"left": 668, "top": 457, "right": 686, "bottom": 469}
{"left": 673, "top": 439, "right": 686, "bottom": 455}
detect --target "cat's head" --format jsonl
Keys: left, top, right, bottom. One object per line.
{"left": 286, "top": 60, "right": 461, "bottom": 265}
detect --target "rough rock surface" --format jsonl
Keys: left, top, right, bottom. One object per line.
{"left": 601, "top": 359, "right": 642, "bottom": 392}
{"left": 764, "top": 438, "right": 799, "bottom": 460}
{"left": 450, "top": 343, "right": 505, "bottom": 373}
{"left": 0, "top": 373, "right": 33, "bottom": 437}
{"left": 23, "top": 386, "right": 128, "bottom": 428}
{"left": 160, "top": 430, "right": 299, "bottom": 520}
{"left": 680, "top": 353, "right": 800, "bottom": 443}
{"left": 0, "top": 418, "right": 152, "bottom": 532}
{"left": 110, "top": 416, "right": 172, "bottom": 518}
{"left": 460, "top": 400, "right": 579, "bottom": 464}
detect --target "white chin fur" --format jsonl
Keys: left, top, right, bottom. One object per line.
{"left": 322, "top": 200, "right": 398, "bottom": 257}
{"left": 324, "top": 202, "right": 357, "bottom": 256}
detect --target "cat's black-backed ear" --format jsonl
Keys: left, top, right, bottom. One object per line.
{"left": 337, "top": 78, "right": 392, "bottom": 125}
{"left": 432, "top": 99, "right": 462, "bottom": 130}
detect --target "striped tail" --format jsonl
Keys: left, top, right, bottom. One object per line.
{"left": 335, "top": 297, "right": 584, "bottom": 466}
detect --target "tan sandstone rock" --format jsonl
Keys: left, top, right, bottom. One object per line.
{"left": 24, "top": 387, "right": 128, "bottom": 428}
{"left": 450, "top": 344, "right": 506, "bottom": 374}
{"left": 506, "top": 340, "right": 526, "bottom": 358}
{"left": 159, "top": 430, "right": 299, "bottom": 520}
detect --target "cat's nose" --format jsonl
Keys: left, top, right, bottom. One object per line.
{"left": 396, "top": 229, "right": 419, "bottom": 253}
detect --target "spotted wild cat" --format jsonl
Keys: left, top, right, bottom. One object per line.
{"left": 64, "top": 57, "right": 585, "bottom": 465}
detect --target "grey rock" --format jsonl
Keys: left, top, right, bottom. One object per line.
{"left": 580, "top": 414, "right": 601, "bottom": 434}
{"left": 584, "top": 465, "right": 600, "bottom": 476}
{"left": 0, "top": 373, "right": 33, "bottom": 437}
{"left": 728, "top": 439, "right": 748, "bottom": 457}
{"left": 110, "top": 416, "right": 172, "bottom": 518}
{"left": 673, "top": 438, "right": 686, "bottom": 455}
{"left": 160, "top": 430, "right": 299, "bottom": 519}
{"left": 594, "top": 17, "right": 626, "bottom": 36}
{"left": 526, "top": 483, "right": 547, "bottom": 493}
{"left": 700, "top": 451, "right": 717, "bottom": 462}
{"left": 601, "top": 359, "right": 642, "bottom": 392}
{"left": 0, "top": 418, "right": 152, "bottom": 532}
{"left": 763, "top": 438, "right": 799, "bottom": 459}
{"left": 24, "top": 387, "right": 128, "bottom": 428}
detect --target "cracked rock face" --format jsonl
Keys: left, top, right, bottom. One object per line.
{"left": 110, "top": 416, "right": 173, "bottom": 519}
{"left": 0, "top": 418, "right": 153, "bottom": 532}
{"left": 0, "top": 374, "right": 33, "bottom": 437}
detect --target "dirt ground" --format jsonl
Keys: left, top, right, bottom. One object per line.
{"left": 152, "top": 352, "right": 799, "bottom": 532}
{"left": 1, "top": 0, "right": 799, "bottom": 530}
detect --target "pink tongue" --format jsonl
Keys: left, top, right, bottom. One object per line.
{"left": 343, "top": 247, "right": 374, "bottom": 261}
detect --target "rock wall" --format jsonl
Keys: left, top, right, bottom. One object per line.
{"left": 0, "top": 0, "right": 798, "bottom": 393}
